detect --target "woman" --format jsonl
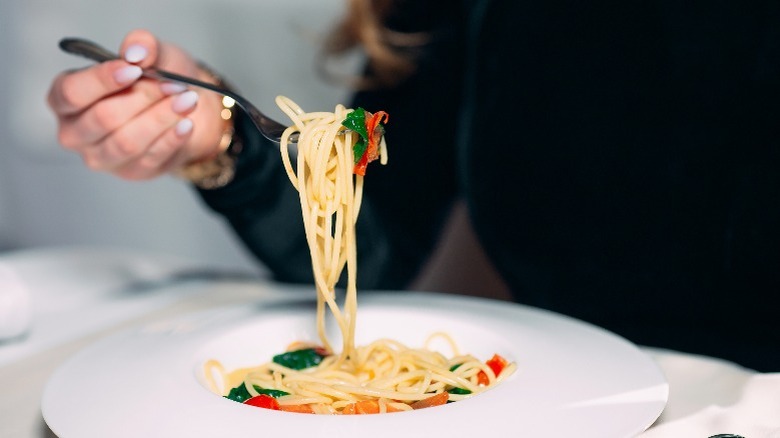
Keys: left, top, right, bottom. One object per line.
{"left": 47, "top": 0, "right": 780, "bottom": 371}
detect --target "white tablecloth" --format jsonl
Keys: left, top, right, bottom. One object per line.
{"left": 0, "top": 246, "right": 775, "bottom": 438}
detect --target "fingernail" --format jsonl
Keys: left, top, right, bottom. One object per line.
{"left": 171, "top": 91, "right": 199, "bottom": 113}
{"left": 175, "top": 118, "right": 193, "bottom": 136}
{"left": 113, "top": 65, "right": 143, "bottom": 84}
{"left": 160, "top": 82, "right": 188, "bottom": 95}
{"left": 124, "top": 45, "right": 148, "bottom": 63}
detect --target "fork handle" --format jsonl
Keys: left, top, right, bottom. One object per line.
{"left": 58, "top": 37, "right": 291, "bottom": 144}
{"left": 59, "top": 37, "right": 119, "bottom": 63}
{"left": 59, "top": 37, "right": 213, "bottom": 88}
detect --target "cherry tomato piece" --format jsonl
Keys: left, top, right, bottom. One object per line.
{"left": 244, "top": 394, "right": 280, "bottom": 410}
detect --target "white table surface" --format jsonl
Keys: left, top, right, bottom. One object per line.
{"left": 0, "top": 246, "right": 768, "bottom": 438}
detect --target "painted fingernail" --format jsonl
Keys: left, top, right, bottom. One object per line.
{"left": 175, "top": 118, "right": 193, "bottom": 136}
{"left": 124, "top": 45, "right": 148, "bottom": 63}
{"left": 171, "top": 91, "right": 199, "bottom": 113}
{"left": 113, "top": 65, "right": 143, "bottom": 84}
{"left": 160, "top": 82, "right": 188, "bottom": 95}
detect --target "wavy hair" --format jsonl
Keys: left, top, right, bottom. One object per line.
{"left": 320, "top": 0, "right": 427, "bottom": 89}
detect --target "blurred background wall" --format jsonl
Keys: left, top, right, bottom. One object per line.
{"left": 0, "top": 0, "right": 512, "bottom": 299}
{"left": 0, "top": 0, "right": 353, "bottom": 273}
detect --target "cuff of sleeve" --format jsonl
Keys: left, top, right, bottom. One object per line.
{"left": 195, "top": 108, "right": 287, "bottom": 211}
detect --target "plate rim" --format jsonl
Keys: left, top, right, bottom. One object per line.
{"left": 42, "top": 290, "right": 668, "bottom": 438}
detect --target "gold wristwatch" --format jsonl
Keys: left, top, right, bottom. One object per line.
{"left": 176, "top": 95, "right": 241, "bottom": 189}
{"left": 175, "top": 64, "right": 242, "bottom": 190}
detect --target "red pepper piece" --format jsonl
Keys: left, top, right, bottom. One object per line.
{"left": 354, "top": 110, "right": 388, "bottom": 176}
{"left": 477, "top": 353, "right": 509, "bottom": 385}
{"left": 244, "top": 394, "right": 280, "bottom": 410}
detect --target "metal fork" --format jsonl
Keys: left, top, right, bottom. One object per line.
{"left": 58, "top": 37, "right": 294, "bottom": 144}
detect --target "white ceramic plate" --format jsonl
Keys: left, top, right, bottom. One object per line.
{"left": 42, "top": 291, "right": 667, "bottom": 438}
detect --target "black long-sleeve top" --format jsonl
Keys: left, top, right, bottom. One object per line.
{"left": 199, "top": 0, "right": 780, "bottom": 372}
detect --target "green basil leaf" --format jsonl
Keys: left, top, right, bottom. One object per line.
{"left": 447, "top": 387, "right": 472, "bottom": 395}
{"left": 225, "top": 383, "right": 252, "bottom": 403}
{"left": 342, "top": 108, "right": 371, "bottom": 164}
{"left": 224, "top": 383, "right": 290, "bottom": 403}
{"left": 273, "top": 348, "right": 325, "bottom": 370}
{"left": 341, "top": 107, "right": 369, "bottom": 139}
{"left": 353, "top": 139, "right": 368, "bottom": 164}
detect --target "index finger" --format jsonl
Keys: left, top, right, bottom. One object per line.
{"left": 46, "top": 59, "right": 142, "bottom": 116}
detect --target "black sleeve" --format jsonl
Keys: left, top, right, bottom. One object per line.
{"left": 195, "top": 110, "right": 315, "bottom": 284}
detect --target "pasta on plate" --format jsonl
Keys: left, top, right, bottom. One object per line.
{"left": 204, "top": 96, "right": 515, "bottom": 414}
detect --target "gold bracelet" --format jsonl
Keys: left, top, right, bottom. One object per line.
{"left": 176, "top": 70, "right": 241, "bottom": 190}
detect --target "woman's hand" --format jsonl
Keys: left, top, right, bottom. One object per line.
{"left": 47, "top": 29, "right": 227, "bottom": 180}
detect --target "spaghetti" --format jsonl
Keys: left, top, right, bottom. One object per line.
{"left": 205, "top": 97, "right": 514, "bottom": 414}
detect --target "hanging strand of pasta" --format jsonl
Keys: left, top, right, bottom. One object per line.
{"left": 277, "top": 96, "right": 360, "bottom": 361}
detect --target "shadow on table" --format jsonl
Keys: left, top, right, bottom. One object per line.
{"left": 39, "top": 419, "right": 57, "bottom": 438}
